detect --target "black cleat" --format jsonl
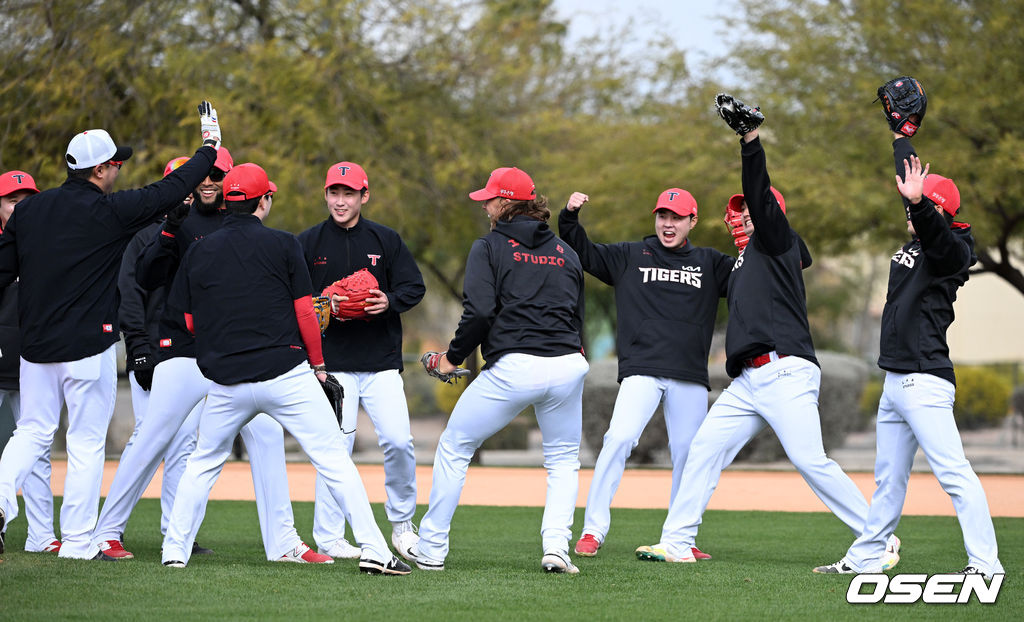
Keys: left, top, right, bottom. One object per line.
{"left": 92, "top": 551, "right": 118, "bottom": 561}
{"left": 163, "top": 560, "right": 186, "bottom": 568}
{"left": 359, "top": 555, "right": 412, "bottom": 576}
{"left": 0, "top": 506, "right": 6, "bottom": 554}
{"left": 192, "top": 541, "right": 214, "bottom": 555}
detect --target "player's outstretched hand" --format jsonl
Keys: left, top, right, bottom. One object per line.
{"left": 198, "top": 101, "right": 221, "bottom": 149}
{"left": 895, "top": 155, "right": 929, "bottom": 204}
{"left": 565, "top": 192, "right": 589, "bottom": 212}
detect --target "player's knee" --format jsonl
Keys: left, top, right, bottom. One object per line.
{"left": 601, "top": 430, "right": 639, "bottom": 452}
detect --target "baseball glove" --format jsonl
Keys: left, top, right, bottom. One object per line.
{"left": 312, "top": 296, "right": 331, "bottom": 334}
{"left": 421, "top": 351, "right": 471, "bottom": 384}
{"left": 877, "top": 76, "right": 926, "bottom": 137}
{"left": 320, "top": 373, "right": 346, "bottom": 429}
{"left": 715, "top": 93, "right": 764, "bottom": 135}
{"left": 322, "top": 268, "right": 379, "bottom": 321}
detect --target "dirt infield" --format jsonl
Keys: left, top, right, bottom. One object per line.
{"left": 49, "top": 460, "right": 1024, "bottom": 517}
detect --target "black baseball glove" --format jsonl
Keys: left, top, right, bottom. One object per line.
{"left": 876, "top": 76, "right": 926, "bottom": 137}
{"left": 421, "top": 351, "right": 471, "bottom": 384}
{"left": 320, "top": 373, "right": 345, "bottom": 429}
{"left": 715, "top": 93, "right": 764, "bottom": 135}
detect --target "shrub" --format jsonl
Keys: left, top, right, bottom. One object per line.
{"left": 859, "top": 379, "right": 883, "bottom": 418}
{"left": 954, "top": 366, "right": 1011, "bottom": 429}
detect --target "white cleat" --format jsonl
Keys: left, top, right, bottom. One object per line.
{"left": 318, "top": 538, "right": 362, "bottom": 559}
{"left": 541, "top": 550, "right": 580, "bottom": 574}
{"left": 391, "top": 522, "right": 420, "bottom": 562}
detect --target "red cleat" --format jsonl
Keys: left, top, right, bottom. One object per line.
{"left": 691, "top": 546, "right": 712, "bottom": 560}
{"left": 574, "top": 534, "right": 601, "bottom": 557}
{"left": 42, "top": 540, "right": 61, "bottom": 553}
{"left": 277, "top": 542, "right": 334, "bottom": 564}
{"left": 100, "top": 540, "right": 134, "bottom": 559}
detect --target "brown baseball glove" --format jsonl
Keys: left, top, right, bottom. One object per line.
{"left": 322, "top": 268, "right": 379, "bottom": 321}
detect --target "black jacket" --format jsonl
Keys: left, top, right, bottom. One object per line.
{"left": 172, "top": 214, "right": 313, "bottom": 385}
{"left": 0, "top": 145, "right": 216, "bottom": 363}
{"left": 558, "top": 208, "right": 733, "bottom": 387}
{"left": 447, "top": 216, "right": 584, "bottom": 367}
{"left": 297, "top": 217, "right": 425, "bottom": 372}
{"left": 877, "top": 138, "right": 975, "bottom": 385}
{"left": 0, "top": 281, "right": 19, "bottom": 390}
{"left": 119, "top": 223, "right": 166, "bottom": 371}
{"left": 724, "top": 137, "right": 817, "bottom": 377}
{"left": 137, "top": 208, "right": 225, "bottom": 362}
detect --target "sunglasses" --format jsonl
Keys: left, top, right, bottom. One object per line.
{"left": 208, "top": 169, "right": 226, "bottom": 182}
{"left": 107, "top": 160, "right": 123, "bottom": 169}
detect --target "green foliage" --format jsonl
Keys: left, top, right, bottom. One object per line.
{"left": 725, "top": 0, "right": 1024, "bottom": 295}
{"left": 6, "top": 0, "right": 1024, "bottom": 359}
{"left": 1, "top": 499, "right": 1022, "bottom": 619}
{"left": 955, "top": 365, "right": 1012, "bottom": 429}
{"left": 859, "top": 377, "right": 884, "bottom": 417}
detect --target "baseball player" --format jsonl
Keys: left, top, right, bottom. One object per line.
{"left": 814, "top": 102, "right": 1003, "bottom": 577}
{"left": 412, "top": 167, "right": 589, "bottom": 574}
{"left": 0, "top": 170, "right": 59, "bottom": 554}
{"left": 297, "top": 161, "right": 425, "bottom": 560}
{"left": 636, "top": 95, "right": 897, "bottom": 567}
{"left": 95, "top": 149, "right": 310, "bottom": 563}
{"left": 0, "top": 104, "right": 219, "bottom": 559}
{"left": 159, "top": 162, "right": 410, "bottom": 575}
{"left": 558, "top": 188, "right": 733, "bottom": 559}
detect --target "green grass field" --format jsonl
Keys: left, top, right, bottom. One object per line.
{"left": 0, "top": 498, "right": 1019, "bottom": 621}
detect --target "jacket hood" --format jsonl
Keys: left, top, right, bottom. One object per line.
{"left": 494, "top": 215, "right": 555, "bottom": 249}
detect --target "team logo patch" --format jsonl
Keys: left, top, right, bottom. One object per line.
{"left": 367, "top": 254, "right": 381, "bottom": 266}
{"left": 556, "top": 244, "right": 564, "bottom": 254}
{"left": 313, "top": 255, "right": 328, "bottom": 266}
{"left": 102, "top": 324, "right": 113, "bottom": 333}
{"left": 159, "top": 338, "right": 173, "bottom": 348}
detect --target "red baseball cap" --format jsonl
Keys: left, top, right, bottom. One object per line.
{"left": 653, "top": 188, "right": 697, "bottom": 217}
{"left": 468, "top": 167, "right": 536, "bottom": 201}
{"left": 213, "top": 146, "right": 234, "bottom": 173}
{"left": 325, "top": 161, "right": 368, "bottom": 190}
{"left": 922, "top": 174, "right": 960, "bottom": 216}
{"left": 163, "top": 156, "right": 190, "bottom": 177}
{"left": 223, "top": 163, "right": 278, "bottom": 201}
{"left": 727, "top": 186, "right": 786, "bottom": 215}
{"left": 163, "top": 147, "right": 233, "bottom": 178}
{"left": 0, "top": 170, "right": 39, "bottom": 197}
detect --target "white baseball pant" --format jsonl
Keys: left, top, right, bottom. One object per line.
{"left": 95, "top": 356, "right": 301, "bottom": 559}
{"left": 845, "top": 372, "right": 1004, "bottom": 575}
{"left": 581, "top": 375, "right": 708, "bottom": 543}
{"left": 313, "top": 369, "right": 416, "bottom": 550}
{"left": 658, "top": 354, "right": 869, "bottom": 554}
{"left": 0, "top": 344, "right": 117, "bottom": 558}
{"left": 161, "top": 363, "right": 391, "bottom": 566}
{"left": 417, "top": 352, "right": 589, "bottom": 562}
{"left": 127, "top": 371, "right": 199, "bottom": 536}
{"left": 0, "top": 390, "right": 57, "bottom": 551}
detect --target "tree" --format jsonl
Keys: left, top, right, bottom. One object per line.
{"left": 718, "top": 0, "right": 1024, "bottom": 295}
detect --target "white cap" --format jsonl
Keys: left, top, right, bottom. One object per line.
{"left": 65, "top": 129, "right": 133, "bottom": 170}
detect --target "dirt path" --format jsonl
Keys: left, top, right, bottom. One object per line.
{"left": 48, "top": 461, "right": 1024, "bottom": 517}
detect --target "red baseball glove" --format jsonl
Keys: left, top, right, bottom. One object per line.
{"left": 322, "top": 268, "right": 379, "bottom": 320}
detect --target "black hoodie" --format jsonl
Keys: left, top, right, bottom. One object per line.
{"left": 877, "top": 138, "right": 975, "bottom": 385}
{"left": 559, "top": 208, "right": 733, "bottom": 387}
{"left": 447, "top": 216, "right": 584, "bottom": 367}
